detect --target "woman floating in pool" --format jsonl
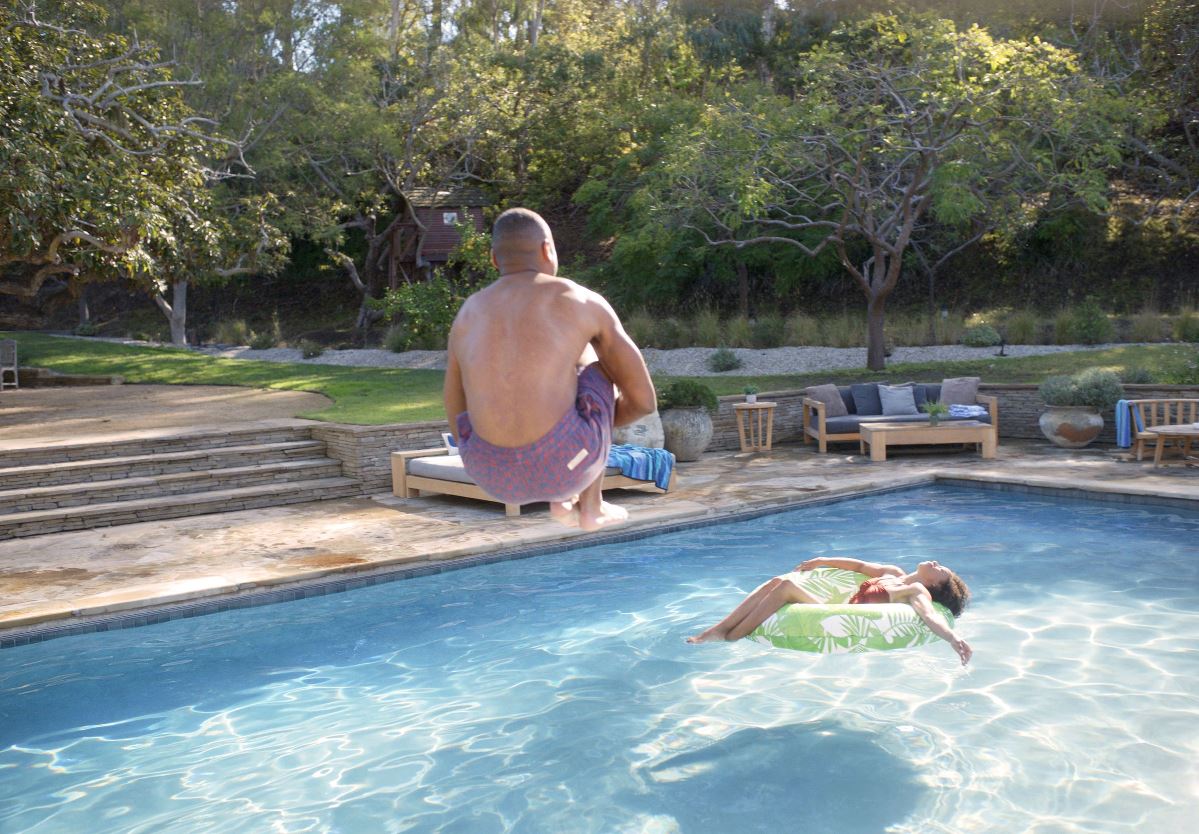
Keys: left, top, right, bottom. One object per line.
{"left": 687, "top": 557, "right": 973, "bottom": 665}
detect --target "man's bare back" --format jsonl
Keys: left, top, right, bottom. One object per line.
{"left": 443, "top": 208, "right": 655, "bottom": 531}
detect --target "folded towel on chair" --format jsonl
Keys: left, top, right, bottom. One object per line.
{"left": 1114, "top": 399, "right": 1143, "bottom": 448}
{"left": 948, "top": 404, "right": 988, "bottom": 418}
{"left": 606, "top": 444, "right": 675, "bottom": 490}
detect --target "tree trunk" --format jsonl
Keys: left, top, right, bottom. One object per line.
{"left": 736, "top": 260, "right": 750, "bottom": 318}
{"left": 77, "top": 285, "right": 90, "bottom": 325}
{"left": 153, "top": 278, "right": 189, "bottom": 346}
{"left": 865, "top": 293, "right": 887, "bottom": 371}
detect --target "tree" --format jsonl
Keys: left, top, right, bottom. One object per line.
{"left": 0, "top": 1, "right": 283, "bottom": 343}
{"left": 651, "top": 13, "right": 1126, "bottom": 368}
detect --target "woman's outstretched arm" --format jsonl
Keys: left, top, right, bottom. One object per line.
{"left": 795, "top": 557, "right": 903, "bottom": 577}
{"left": 906, "top": 588, "right": 972, "bottom": 666}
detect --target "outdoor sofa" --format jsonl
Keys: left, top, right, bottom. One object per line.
{"left": 391, "top": 446, "right": 676, "bottom": 517}
{"left": 802, "top": 379, "right": 998, "bottom": 453}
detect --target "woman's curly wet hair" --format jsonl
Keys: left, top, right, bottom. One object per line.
{"left": 928, "top": 571, "right": 970, "bottom": 618}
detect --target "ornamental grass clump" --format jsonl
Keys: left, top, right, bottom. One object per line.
{"left": 961, "top": 323, "right": 1002, "bottom": 347}
{"left": 658, "top": 380, "right": 719, "bottom": 414}
{"left": 1039, "top": 368, "right": 1123, "bottom": 411}
{"left": 707, "top": 346, "right": 743, "bottom": 372}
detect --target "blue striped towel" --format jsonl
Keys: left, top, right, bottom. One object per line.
{"left": 606, "top": 444, "right": 675, "bottom": 490}
{"left": 1114, "top": 399, "right": 1143, "bottom": 448}
{"left": 948, "top": 404, "right": 988, "bottom": 418}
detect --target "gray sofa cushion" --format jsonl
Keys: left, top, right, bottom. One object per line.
{"left": 940, "top": 376, "right": 981, "bottom": 405}
{"left": 805, "top": 383, "right": 849, "bottom": 417}
{"left": 879, "top": 384, "right": 919, "bottom": 415}
{"left": 824, "top": 413, "right": 992, "bottom": 434}
{"left": 850, "top": 383, "right": 883, "bottom": 415}
{"left": 408, "top": 454, "right": 620, "bottom": 485}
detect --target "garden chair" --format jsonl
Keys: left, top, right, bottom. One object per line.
{"left": 0, "top": 339, "right": 16, "bottom": 390}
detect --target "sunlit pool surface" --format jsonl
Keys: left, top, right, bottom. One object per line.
{"left": 3, "top": 485, "right": 1199, "bottom": 833}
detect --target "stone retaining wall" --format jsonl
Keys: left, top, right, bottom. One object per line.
{"left": 318, "top": 383, "right": 1199, "bottom": 493}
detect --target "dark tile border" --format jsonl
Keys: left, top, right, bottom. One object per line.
{"left": 3, "top": 477, "right": 1196, "bottom": 649}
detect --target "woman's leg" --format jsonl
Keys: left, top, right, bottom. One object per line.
{"left": 687, "top": 576, "right": 820, "bottom": 643}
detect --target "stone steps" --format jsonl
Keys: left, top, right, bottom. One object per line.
{"left": 0, "top": 422, "right": 365, "bottom": 538}
{"left": 0, "top": 458, "right": 345, "bottom": 514}
{"left": 0, "top": 477, "right": 362, "bottom": 540}
{"left": 0, "top": 440, "right": 328, "bottom": 490}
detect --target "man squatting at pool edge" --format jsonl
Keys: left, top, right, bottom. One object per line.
{"left": 688, "top": 557, "right": 973, "bottom": 665}
{"left": 444, "top": 208, "right": 657, "bottom": 531}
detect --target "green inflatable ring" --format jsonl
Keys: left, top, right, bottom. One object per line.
{"left": 747, "top": 568, "right": 953, "bottom": 654}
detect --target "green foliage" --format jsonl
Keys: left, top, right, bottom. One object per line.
{"left": 212, "top": 320, "right": 253, "bottom": 346}
{"left": 1160, "top": 350, "right": 1199, "bottom": 385}
{"left": 1129, "top": 311, "right": 1168, "bottom": 342}
{"left": 693, "top": 308, "right": 724, "bottom": 347}
{"left": 249, "top": 314, "right": 283, "bottom": 350}
{"left": 374, "top": 274, "right": 460, "bottom": 352}
{"left": 751, "top": 313, "right": 785, "bottom": 348}
{"left": 446, "top": 221, "right": 499, "bottom": 289}
{"left": 1173, "top": 311, "right": 1199, "bottom": 342}
{"left": 1120, "top": 368, "right": 1157, "bottom": 384}
{"left": 299, "top": 340, "right": 324, "bottom": 359}
{"left": 73, "top": 322, "right": 98, "bottom": 337}
{"left": 1003, "top": 310, "right": 1042, "bottom": 345}
{"left": 743, "top": 385, "right": 758, "bottom": 395}
{"left": 1062, "top": 299, "right": 1117, "bottom": 345}
{"left": 624, "top": 310, "right": 656, "bottom": 348}
{"left": 784, "top": 313, "right": 821, "bottom": 346}
{"left": 961, "top": 324, "right": 1002, "bottom": 347}
{"left": 921, "top": 400, "right": 949, "bottom": 423}
{"left": 1039, "top": 368, "right": 1124, "bottom": 410}
{"left": 707, "top": 347, "right": 743, "bottom": 372}
{"left": 658, "top": 379, "right": 719, "bottom": 414}
{"left": 725, "top": 315, "right": 753, "bottom": 348}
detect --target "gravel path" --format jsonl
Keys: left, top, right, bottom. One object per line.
{"left": 186, "top": 342, "right": 1132, "bottom": 376}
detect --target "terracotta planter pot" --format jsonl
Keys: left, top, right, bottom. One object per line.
{"left": 660, "top": 407, "right": 713, "bottom": 462}
{"left": 1039, "top": 406, "right": 1104, "bottom": 448}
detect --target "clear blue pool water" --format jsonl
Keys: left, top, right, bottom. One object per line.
{"left": 3, "top": 485, "right": 1199, "bottom": 834}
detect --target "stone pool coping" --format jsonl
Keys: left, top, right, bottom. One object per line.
{"left": 2, "top": 441, "right": 1197, "bottom": 646}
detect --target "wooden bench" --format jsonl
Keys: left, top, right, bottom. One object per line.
{"left": 391, "top": 447, "right": 677, "bottom": 517}
{"left": 1126, "top": 399, "right": 1199, "bottom": 460}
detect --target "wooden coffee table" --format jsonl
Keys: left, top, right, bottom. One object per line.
{"left": 859, "top": 421, "right": 996, "bottom": 462}
{"left": 1145, "top": 424, "right": 1199, "bottom": 467}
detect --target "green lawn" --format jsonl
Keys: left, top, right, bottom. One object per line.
{"left": 5, "top": 332, "right": 1193, "bottom": 425}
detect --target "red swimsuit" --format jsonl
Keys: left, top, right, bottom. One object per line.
{"left": 848, "top": 577, "right": 892, "bottom": 604}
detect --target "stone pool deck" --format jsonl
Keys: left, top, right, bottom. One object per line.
{"left": 2, "top": 439, "right": 1196, "bottom": 638}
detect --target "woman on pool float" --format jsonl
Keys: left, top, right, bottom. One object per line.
{"left": 687, "top": 557, "right": 973, "bottom": 665}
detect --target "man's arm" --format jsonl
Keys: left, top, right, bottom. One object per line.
{"left": 588, "top": 293, "right": 656, "bottom": 427}
{"left": 796, "top": 557, "right": 903, "bottom": 577}
{"left": 443, "top": 338, "right": 467, "bottom": 442}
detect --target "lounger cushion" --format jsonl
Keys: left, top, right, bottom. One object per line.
{"left": 408, "top": 454, "right": 620, "bottom": 485}
{"left": 805, "top": 384, "right": 849, "bottom": 417}
{"left": 823, "top": 413, "right": 991, "bottom": 434}
{"left": 850, "top": 383, "right": 883, "bottom": 415}
{"left": 940, "top": 376, "right": 981, "bottom": 406}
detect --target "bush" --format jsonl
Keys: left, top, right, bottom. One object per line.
{"left": 624, "top": 309, "right": 656, "bottom": 348}
{"left": 1003, "top": 310, "right": 1040, "bottom": 345}
{"left": 961, "top": 323, "right": 1002, "bottom": 347}
{"left": 1039, "top": 368, "right": 1123, "bottom": 411}
{"left": 707, "top": 346, "right": 743, "bottom": 372}
{"left": 724, "top": 315, "right": 753, "bottom": 348}
{"left": 656, "top": 317, "right": 689, "bottom": 349}
{"left": 1129, "top": 310, "right": 1167, "bottom": 342}
{"left": 751, "top": 313, "right": 785, "bottom": 348}
{"left": 373, "top": 274, "right": 459, "bottom": 351}
{"left": 299, "top": 339, "right": 324, "bottom": 359}
{"left": 73, "top": 322, "right": 98, "bottom": 337}
{"left": 1061, "top": 299, "right": 1115, "bottom": 345}
{"left": 383, "top": 324, "right": 410, "bottom": 353}
{"left": 1174, "top": 311, "right": 1199, "bottom": 342}
{"left": 1120, "top": 368, "right": 1157, "bottom": 384}
{"left": 212, "top": 319, "right": 252, "bottom": 346}
{"left": 658, "top": 379, "right": 718, "bottom": 413}
{"left": 692, "top": 308, "right": 723, "bottom": 347}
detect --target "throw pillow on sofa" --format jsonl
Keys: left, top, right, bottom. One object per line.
{"left": 879, "top": 384, "right": 919, "bottom": 416}
{"left": 805, "top": 384, "right": 849, "bottom": 417}
{"left": 940, "top": 376, "right": 981, "bottom": 405}
{"left": 850, "top": 383, "right": 883, "bottom": 415}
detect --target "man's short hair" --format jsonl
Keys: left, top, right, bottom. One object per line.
{"left": 491, "top": 208, "right": 551, "bottom": 255}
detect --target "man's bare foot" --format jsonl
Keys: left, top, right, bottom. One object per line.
{"left": 685, "top": 629, "right": 725, "bottom": 644}
{"left": 578, "top": 500, "right": 628, "bottom": 532}
{"left": 549, "top": 498, "right": 580, "bottom": 528}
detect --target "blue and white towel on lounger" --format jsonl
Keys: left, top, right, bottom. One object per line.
{"left": 1114, "top": 399, "right": 1143, "bottom": 448}
{"left": 606, "top": 444, "right": 675, "bottom": 490}
{"left": 948, "top": 404, "right": 988, "bottom": 418}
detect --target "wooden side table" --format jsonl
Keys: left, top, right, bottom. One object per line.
{"left": 734, "top": 401, "right": 777, "bottom": 452}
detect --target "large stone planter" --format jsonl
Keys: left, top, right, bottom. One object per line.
{"left": 660, "top": 407, "right": 713, "bottom": 461}
{"left": 1039, "top": 406, "right": 1104, "bottom": 448}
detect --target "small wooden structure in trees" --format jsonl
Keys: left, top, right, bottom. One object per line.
{"left": 388, "top": 185, "right": 488, "bottom": 287}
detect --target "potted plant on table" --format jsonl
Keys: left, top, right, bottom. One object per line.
{"left": 1038, "top": 368, "right": 1124, "bottom": 448}
{"left": 658, "top": 380, "right": 718, "bottom": 461}
{"left": 743, "top": 385, "right": 758, "bottom": 404}
{"left": 921, "top": 400, "right": 949, "bottom": 427}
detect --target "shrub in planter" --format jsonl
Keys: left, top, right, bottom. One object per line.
{"left": 658, "top": 380, "right": 718, "bottom": 461}
{"left": 961, "top": 323, "right": 1001, "bottom": 347}
{"left": 707, "top": 346, "right": 742, "bottom": 372}
{"left": 1038, "top": 368, "right": 1123, "bottom": 448}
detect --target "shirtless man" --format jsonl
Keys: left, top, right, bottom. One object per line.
{"left": 444, "top": 207, "right": 657, "bottom": 531}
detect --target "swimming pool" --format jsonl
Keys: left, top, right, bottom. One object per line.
{"left": 2, "top": 485, "right": 1198, "bottom": 833}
